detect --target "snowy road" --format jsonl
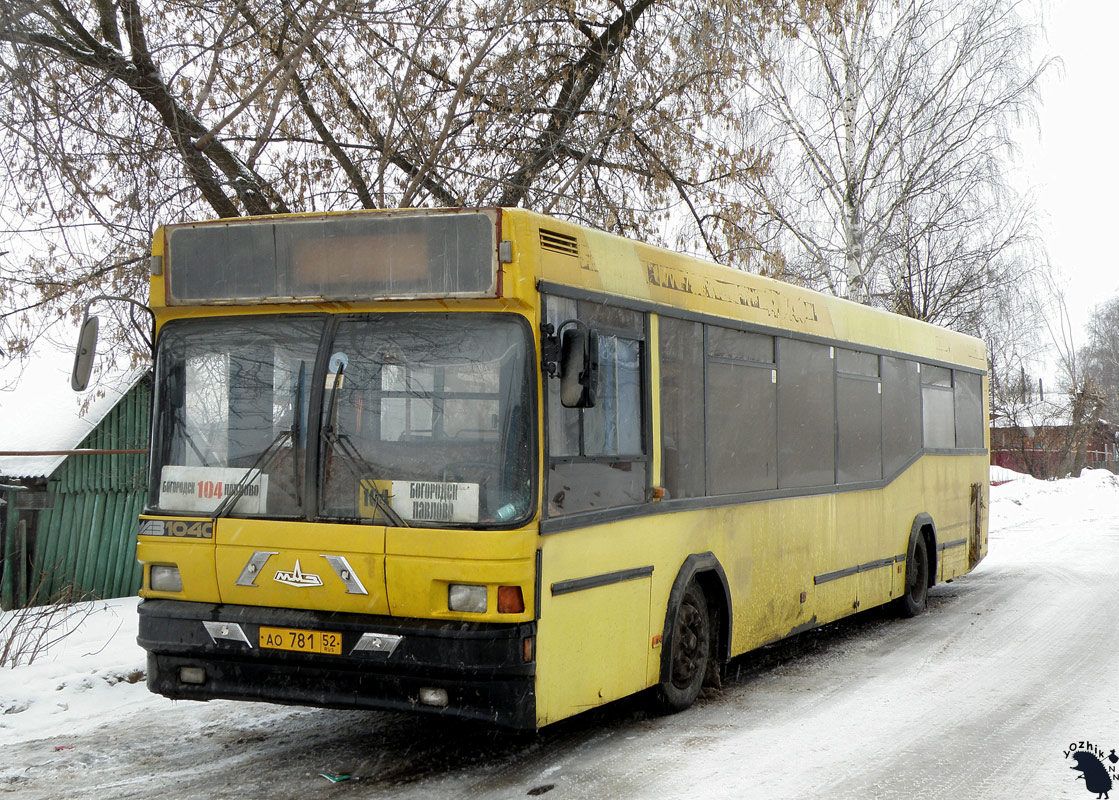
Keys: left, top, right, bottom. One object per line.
{"left": 3, "top": 472, "right": 1118, "bottom": 799}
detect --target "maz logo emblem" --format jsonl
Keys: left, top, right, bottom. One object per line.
{"left": 273, "top": 560, "right": 324, "bottom": 588}
{"left": 235, "top": 552, "right": 367, "bottom": 595}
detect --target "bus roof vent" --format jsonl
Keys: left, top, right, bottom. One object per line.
{"left": 539, "top": 229, "right": 579, "bottom": 257}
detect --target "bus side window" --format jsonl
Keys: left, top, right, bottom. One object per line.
{"left": 883, "top": 357, "right": 922, "bottom": 477}
{"left": 583, "top": 334, "right": 641, "bottom": 455}
{"left": 836, "top": 348, "right": 883, "bottom": 484}
{"left": 953, "top": 371, "right": 984, "bottom": 449}
{"left": 777, "top": 338, "right": 835, "bottom": 489}
{"left": 705, "top": 325, "right": 776, "bottom": 494}
{"left": 921, "top": 364, "right": 956, "bottom": 449}
{"left": 545, "top": 296, "right": 581, "bottom": 457}
{"left": 660, "top": 317, "right": 705, "bottom": 499}
{"left": 545, "top": 296, "right": 647, "bottom": 516}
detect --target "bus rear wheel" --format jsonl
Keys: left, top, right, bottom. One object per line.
{"left": 898, "top": 534, "right": 930, "bottom": 618}
{"left": 655, "top": 581, "right": 710, "bottom": 712}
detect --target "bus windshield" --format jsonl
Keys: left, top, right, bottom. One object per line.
{"left": 150, "top": 313, "right": 535, "bottom": 527}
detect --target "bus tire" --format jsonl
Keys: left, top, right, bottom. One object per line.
{"left": 655, "top": 581, "right": 710, "bottom": 713}
{"left": 898, "top": 534, "right": 930, "bottom": 618}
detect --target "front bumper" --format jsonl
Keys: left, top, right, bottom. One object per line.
{"left": 137, "top": 599, "right": 537, "bottom": 728}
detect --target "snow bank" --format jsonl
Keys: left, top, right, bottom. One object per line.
{"left": 989, "top": 467, "right": 1119, "bottom": 533}
{"left": 0, "top": 597, "right": 149, "bottom": 746}
{"left": 989, "top": 464, "right": 1031, "bottom": 485}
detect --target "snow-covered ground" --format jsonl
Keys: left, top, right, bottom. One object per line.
{"left": 2, "top": 469, "right": 1117, "bottom": 799}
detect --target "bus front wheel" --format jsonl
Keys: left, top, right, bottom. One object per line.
{"left": 655, "top": 581, "right": 710, "bottom": 712}
{"left": 898, "top": 534, "right": 930, "bottom": 618}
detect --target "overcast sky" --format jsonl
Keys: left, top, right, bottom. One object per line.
{"left": 1020, "top": 0, "right": 1119, "bottom": 342}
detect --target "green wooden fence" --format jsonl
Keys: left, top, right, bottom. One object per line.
{"left": 1, "top": 376, "right": 150, "bottom": 609}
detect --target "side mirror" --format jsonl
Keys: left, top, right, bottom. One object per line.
{"left": 71, "top": 315, "right": 100, "bottom": 392}
{"left": 559, "top": 327, "right": 599, "bottom": 408}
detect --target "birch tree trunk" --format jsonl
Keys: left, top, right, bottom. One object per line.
{"left": 736, "top": 0, "right": 1049, "bottom": 335}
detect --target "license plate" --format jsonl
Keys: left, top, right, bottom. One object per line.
{"left": 259, "top": 626, "right": 342, "bottom": 655}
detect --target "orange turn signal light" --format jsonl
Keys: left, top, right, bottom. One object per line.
{"left": 497, "top": 585, "right": 525, "bottom": 614}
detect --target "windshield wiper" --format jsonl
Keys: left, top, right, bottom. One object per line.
{"left": 323, "top": 433, "right": 408, "bottom": 527}
{"left": 215, "top": 360, "right": 308, "bottom": 518}
{"left": 321, "top": 364, "right": 408, "bottom": 527}
{"left": 213, "top": 429, "right": 291, "bottom": 519}
{"left": 291, "top": 361, "right": 305, "bottom": 506}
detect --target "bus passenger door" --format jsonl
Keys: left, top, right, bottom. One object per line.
{"left": 535, "top": 528, "right": 653, "bottom": 726}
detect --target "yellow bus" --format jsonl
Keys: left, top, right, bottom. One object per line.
{"left": 87, "top": 207, "right": 987, "bottom": 729}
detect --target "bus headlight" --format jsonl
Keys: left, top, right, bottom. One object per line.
{"left": 448, "top": 584, "right": 487, "bottom": 613}
{"left": 150, "top": 565, "right": 183, "bottom": 592}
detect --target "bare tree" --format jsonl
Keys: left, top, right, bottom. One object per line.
{"left": 1040, "top": 275, "right": 1105, "bottom": 477}
{"left": 1081, "top": 297, "right": 1119, "bottom": 423}
{"left": 734, "top": 0, "right": 1049, "bottom": 333}
{"left": 0, "top": 0, "right": 818, "bottom": 362}
{"left": 996, "top": 269, "right": 1106, "bottom": 479}
{"left": 987, "top": 261, "right": 1045, "bottom": 418}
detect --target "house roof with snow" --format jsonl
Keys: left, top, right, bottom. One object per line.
{"left": 0, "top": 341, "right": 148, "bottom": 479}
